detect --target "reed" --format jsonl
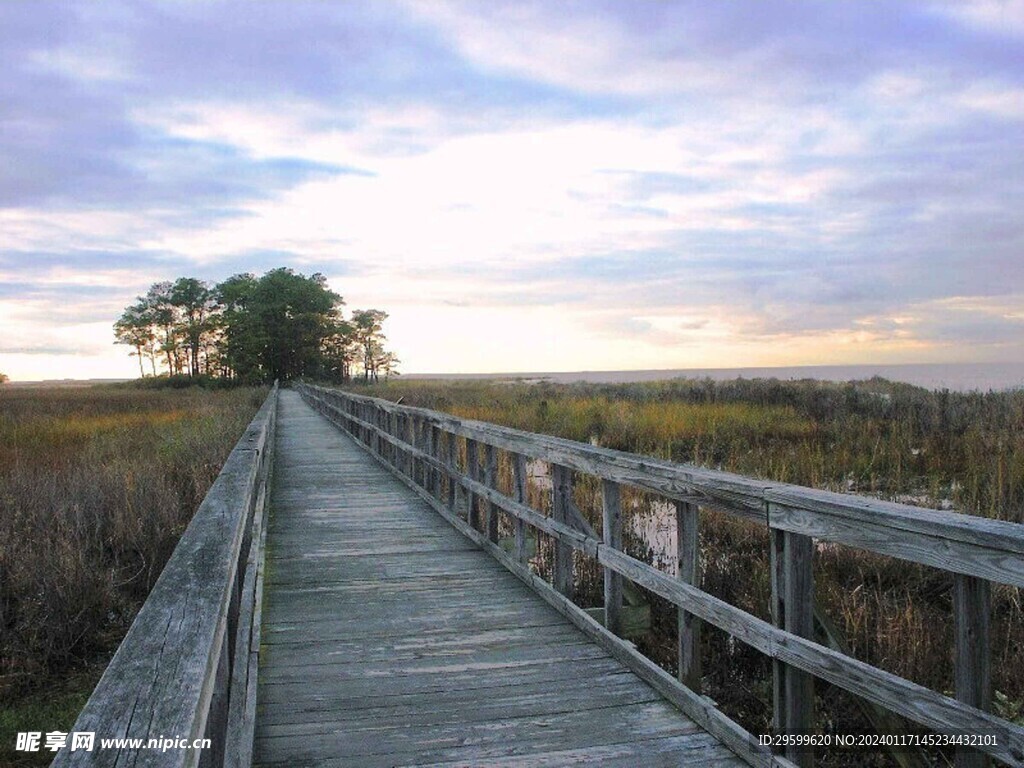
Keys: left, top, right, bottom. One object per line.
{"left": 0, "top": 384, "right": 264, "bottom": 765}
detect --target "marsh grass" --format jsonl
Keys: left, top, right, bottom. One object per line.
{"left": 355, "top": 376, "right": 1024, "bottom": 766}
{"left": 0, "top": 384, "right": 264, "bottom": 764}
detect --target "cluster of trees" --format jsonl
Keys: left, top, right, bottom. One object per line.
{"left": 114, "top": 268, "right": 397, "bottom": 383}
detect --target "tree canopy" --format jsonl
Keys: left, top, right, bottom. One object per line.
{"left": 114, "top": 268, "right": 396, "bottom": 383}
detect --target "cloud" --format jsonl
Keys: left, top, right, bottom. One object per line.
{"left": 1, "top": 0, "right": 1023, "bottom": 378}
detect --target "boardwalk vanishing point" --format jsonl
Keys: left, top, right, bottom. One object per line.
{"left": 54, "top": 384, "right": 1024, "bottom": 768}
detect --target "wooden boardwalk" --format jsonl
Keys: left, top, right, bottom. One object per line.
{"left": 254, "top": 391, "right": 744, "bottom": 767}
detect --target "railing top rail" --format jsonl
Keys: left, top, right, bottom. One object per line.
{"left": 305, "top": 384, "right": 1024, "bottom": 587}
{"left": 53, "top": 383, "right": 279, "bottom": 768}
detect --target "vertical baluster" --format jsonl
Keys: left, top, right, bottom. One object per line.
{"left": 771, "top": 527, "right": 787, "bottom": 745}
{"left": 465, "top": 438, "right": 479, "bottom": 527}
{"left": 429, "top": 425, "right": 440, "bottom": 498}
{"left": 780, "top": 526, "right": 815, "bottom": 767}
{"left": 512, "top": 453, "right": 528, "bottom": 566}
{"left": 602, "top": 479, "right": 623, "bottom": 636}
{"left": 417, "top": 419, "right": 428, "bottom": 488}
{"left": 484, "top": 443, "right": 499, "bottom": 544}
{"left": 395, "top": 411, "right": 402, "bottom": 472}
{"left": 403, "top": 415, "right": 411, "bottom": 481}
{"left": 410, "top": 416, "right": 421, "bottom": 485}
{"left": 675, "top": 500, "right": 702, "bottom": 692}
{"left": 954, "top": 574, "right": 992, "bottom": 768}
{"left": 446, "top": 432, "right": 458, "bottom": 512}
{"left": 551, "top": 464, "right": 574, "bottom": 599}
{"left": 389, "top": 411, "right": 398, "bottom": 467}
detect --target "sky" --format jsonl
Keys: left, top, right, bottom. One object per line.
{"left": 1, "top": 1, "right": 1023, "bottom": 381}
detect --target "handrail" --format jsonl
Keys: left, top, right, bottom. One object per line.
{"left": 52, "top": 383, "right": 279, "bottom": 768}
{"left": 298, "top": 383, "right": 1024, "bottom": 768}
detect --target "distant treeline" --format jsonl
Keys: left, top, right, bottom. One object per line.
{"left": 114, "top": 268, "right": 397, "bottom": 383}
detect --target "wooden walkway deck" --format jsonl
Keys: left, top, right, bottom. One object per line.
{"left": 254, "top": 391, "right": 745, "bottom": 767}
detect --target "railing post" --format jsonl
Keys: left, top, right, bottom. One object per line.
{"left": 201, "top": 629, "right": 231, "bottom": 768}
{"left": 954, "top": 574, "right": 992, "bottom": 768}
{"left": 675, "top": 500, "right": 701, "bottom": 692}
{"left": 376, "top": 406, "right": 385, "bottom": 458}
{"left": 403, "top": 414, "right": 414, "bottom": 478}
{"left": 551, "top": 464, "right": 574, "bottom": 600}
{"left": 772, "top": 524, "right": 815, "bottom": 767}
{"left": 417, "top": 419, "right": 429, "bottom": 489}
{"left": 465, "top": 438, "right": 479, "bottom": 527}
{"left": 390, "top": 410, "right": 400, "bottom": 468}
{"left": 429, "top": 425, "right": 441, "bottom": 499}
{"left": 602, "top": 479, "right": 623, "bottom": 636}
{"left": 771, "top": 527, "right": 787, "bottom": 744}
{"left": 410, "top": 415, "right": 422, "bottom": 486}
{"left": 484, "top": 443, "right": 500, "bottom": 544}
{"left": 391, "top": 411, "right": 400, "bottom": 470}
{"left": 512, "top": 453, "right": 529, "bottom": 566}
{"left": 446, "top": 432, "right": 458, "bottom": 512}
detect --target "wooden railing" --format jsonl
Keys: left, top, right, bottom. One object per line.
{"left": 298, "top": 383, "right": 1024, "bottom": 768}
{"left": 52, "top": 383, "right": 278, "bottom": 768}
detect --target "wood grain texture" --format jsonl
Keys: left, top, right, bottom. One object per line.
{"left": 676, "top": 500, "right": 702, "bottom": 694}
{"left": 256, "top": 391, "right": 746, "bottom": 768}
{"left": 954, "top": 574, "right": 992, "bottom": 768}
{"left": 783, "top": 531, "right": 815, "bottom": 767}
{"left": 551, "top": 464, "right": 575, "bottom": 599}
{"left": 484, "top": 442, "right": 499, "bottom": 544}
{"left": 512, "top": 452, "right": 529, "bottom": 566}
{"left": 603, "top": 479, "right": 624, "bottom": 637}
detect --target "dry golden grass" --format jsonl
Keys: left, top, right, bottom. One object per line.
{"left": 0, "top": 385, "right": 265, "bottom": 702}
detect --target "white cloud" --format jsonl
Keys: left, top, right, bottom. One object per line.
{"left": 933, "top": 0, "right": 1024, "bottom": 36}
{"left": 400, "top": 1, "right": 722, "bottom": 98}
{"left": 4, "top": 1, "right": 1023, "bottom": 380}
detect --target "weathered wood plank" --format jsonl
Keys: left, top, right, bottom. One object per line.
{"left": 484, "top": 442, "right": 500, "bottom": 544}
{"left": 404, "top": 732, "right": 738, "bottom": 768}
{"left": 512, "top": 451, "right": 529, "bottom": 565}
{"left": 552, "top": 463, "right": 575, "bottom": 599}
{"left": 255, "top": 701, "right": 701, "bottom": 767}
{"left": 771, "top": 527, "right": 787, "bottom": 741}
{"left": 954, "top": 574, "right": 992, "bottom": 768}
{"left": 465, "top": 437, "right": 479, "bottom": 528}
{"left": 446, "top": 430, "right": 458, "bottom": 511}
{"left": 676, "top": 499, "right": 702, "bottom": 693}
{"left": 258, "top": 671, "right": 654, "bottom": 726}
{"left": 783, "top": 531, "right": 815, "bottom": 767}
{"left": 603, "top": 479, "right": 624, "bottom": 637}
